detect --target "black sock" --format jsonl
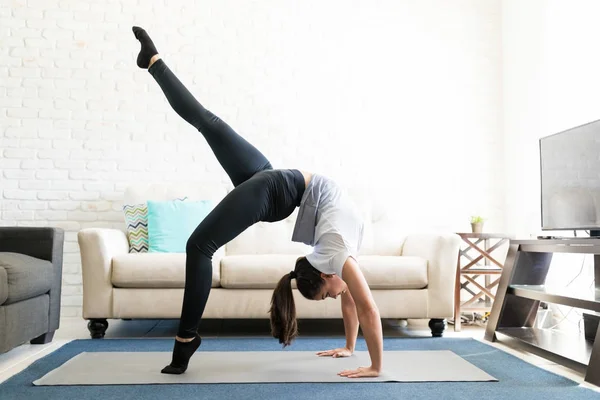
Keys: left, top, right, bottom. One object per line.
{"left": 161, "top": 335, "right": 202, "bottom": 374}
{"left": 132, "top": 26, "right": 158, "bottom": 69}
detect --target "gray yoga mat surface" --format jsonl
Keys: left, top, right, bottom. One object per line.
{"left": 33, "top": 350, "right": 497, "bottom": 385}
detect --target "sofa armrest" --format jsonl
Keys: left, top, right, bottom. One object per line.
{"left": 0, "top": 227, "right": 64, "bottom": 331}
{"left": 78, "top": 228, "right": 129, "bottom": 319}
{"left": 401, "top": 233, "right": 460, "bottom": 318}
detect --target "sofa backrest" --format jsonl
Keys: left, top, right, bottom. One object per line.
{"left": 225, "top": 183, "right": 406, "bottom": 256}
{"left": 225, "top": 208, "right": 313, "bottom": 255}
{"left": 124, "top": 182, "right": 406, "bottom": 257}
{"left": 346, "top": 186, "right": 406, "bottom": 257}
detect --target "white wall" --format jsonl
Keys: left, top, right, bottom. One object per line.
{"left": 502, "top": 0, "right": 600, "bottom": 238}
{"left": 502, "top": 0, "right": 600, "bottom": 331}
{"left": 0, "top": 0, "right": 503, "bottom": 317}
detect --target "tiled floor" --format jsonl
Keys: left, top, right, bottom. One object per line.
{"left": 1, "top": 317, "right": 599, "bottom": 393}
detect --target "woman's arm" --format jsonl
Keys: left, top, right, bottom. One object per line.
{"left": 339, "top": 256, "right": 383, "bottom": 376}
{"left": 315, "top": 289, "right": 359, "bottom": 358}
{"left": 341, "top": 290, "right": 359, "bottom": 352}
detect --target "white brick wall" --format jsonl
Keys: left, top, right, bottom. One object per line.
{"left": 1, "top": 0, "right": 503, "bottom": 317}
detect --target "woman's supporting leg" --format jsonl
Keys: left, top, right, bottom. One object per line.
{"left": 132, "top": 27, "right": 272, "bottom": 187}
{"left": 162, "top": 176, "right": 272, "bottom": 374}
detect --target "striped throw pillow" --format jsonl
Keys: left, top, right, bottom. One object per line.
{"left": 123, "top": 203, "right": 149, "bottom": 253}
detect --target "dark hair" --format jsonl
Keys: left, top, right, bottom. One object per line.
{"left": 269, "top": 256, "right": 324, "bottom": 347}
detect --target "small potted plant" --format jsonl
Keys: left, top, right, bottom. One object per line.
{"left": 470, "top": 216, "right": 485, "bottom": 233}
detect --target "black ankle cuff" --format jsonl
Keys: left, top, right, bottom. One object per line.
{"left": 162, "top": 334, "right": 202, "bottom": 374}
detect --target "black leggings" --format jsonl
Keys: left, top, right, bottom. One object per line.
{"left": 148, "top": 59, "right": 305, "bottom": 338}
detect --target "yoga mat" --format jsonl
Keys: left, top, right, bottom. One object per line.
{"left": 33, "top": 350, "right": 497, "bottom": 385}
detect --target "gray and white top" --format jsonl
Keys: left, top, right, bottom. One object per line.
{"left": 292, "top": 174, "right": 364, "bottom": 277}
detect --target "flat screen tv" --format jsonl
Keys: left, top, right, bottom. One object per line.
{"left": 540, "top": 119, "right": 600, "bottom": 232}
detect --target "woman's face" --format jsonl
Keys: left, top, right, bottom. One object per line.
{"left": 314, "top": 274, "right": 348, "bottom": 301}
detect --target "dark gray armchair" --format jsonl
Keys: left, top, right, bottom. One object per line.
{"left": 0, "top": 227, "right": 64, "bottom": 353}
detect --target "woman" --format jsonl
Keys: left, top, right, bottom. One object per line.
{"left": 132, "top": 27, "right": 383, "bottom": 379}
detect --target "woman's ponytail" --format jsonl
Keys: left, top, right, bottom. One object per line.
{"left": 269, "top": 272, "right": 298, "bottom": 347}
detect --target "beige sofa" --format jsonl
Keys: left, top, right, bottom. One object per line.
{"left": 78, "top": 183, "right": 461, "bottom": 338}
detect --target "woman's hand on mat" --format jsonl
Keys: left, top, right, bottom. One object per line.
{"left": 337, "top": 365, "right": 380, "bottom": 378}
{"left": 316, "top": 347, "right": 352, "bottom": 358}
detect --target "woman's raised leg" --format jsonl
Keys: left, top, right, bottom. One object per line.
{"left": 133, "top": 26, "right": 273, "bottom": 187}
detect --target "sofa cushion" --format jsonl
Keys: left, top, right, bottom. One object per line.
{"left": 221, "top": 255, "right": 301, "bottom": 289}
{"left": 357, "top": 255, "right": 427, "bottom": 289}
{"left": 220, "top": 254, "right": 428, "bottom": 289}
{"left": 0, "top": 252, "right": 53, "bottom": 305}
{"left": 111, "top": 250, "right": 223, "bottom": 288}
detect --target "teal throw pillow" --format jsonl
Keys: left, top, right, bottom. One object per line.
{"left": 146, "top": 199, "right": 213, "bottom": 253}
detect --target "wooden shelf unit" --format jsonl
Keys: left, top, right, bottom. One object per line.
{"left": 485, "top": 238, "right": 600, "bottom": 386}
{"left": 454, "top": 233, "right": 511, "bottom": 331}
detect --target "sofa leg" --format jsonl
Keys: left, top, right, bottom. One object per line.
{"left": 429, "top": 319, "right": 446, "bottom": 337}
{"left": 30, "top": 331, "right": 55, "bottom": 345}
{"left": 88, "top": 319, "right": 109, "bottom": 339}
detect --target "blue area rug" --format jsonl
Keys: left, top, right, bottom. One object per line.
{"left": 1, "top": 337, "right": 599, "bottom": 400}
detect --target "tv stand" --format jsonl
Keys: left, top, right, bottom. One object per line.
{"left": 485, "top": 238, "right": 600, "bottom": 386}
{"left": 537, "top": 235, "right": 598, "bottom": 240}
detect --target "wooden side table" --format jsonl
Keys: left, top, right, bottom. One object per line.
{"left": 454, "top": 233, "right": 511, "bottom": 331}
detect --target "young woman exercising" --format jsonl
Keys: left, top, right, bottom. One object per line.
{"left": 132, "top": 26, "right": 383, "bottom": 379}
